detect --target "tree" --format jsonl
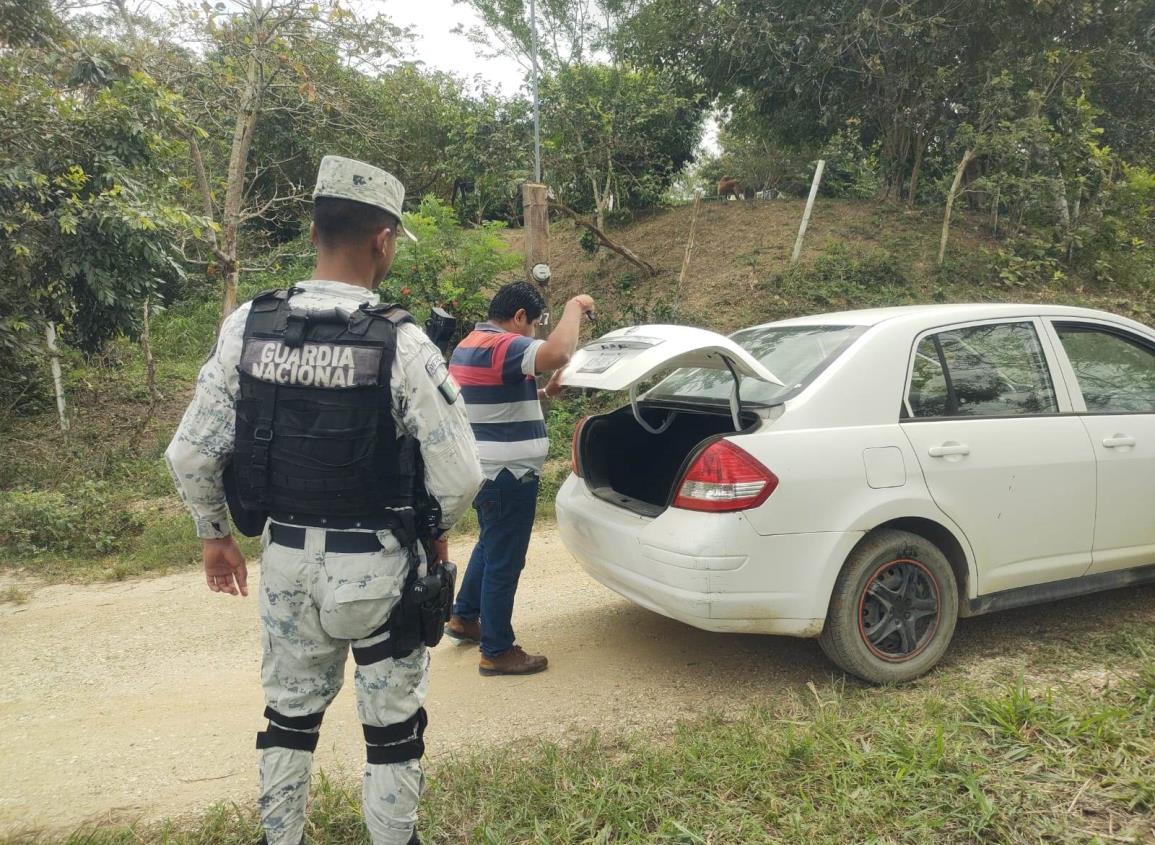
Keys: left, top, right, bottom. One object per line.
{"left": 150, "top": 0, "right": 410, "bottom": 316}
{"left": 383, "top": 197, "right": 521, "bottom": 331}
{"left": 542, "top": 64, "right": 701, "bottom": 228}
{"left": 625, "top": 0, "right": 1155, "bottom": 203}
{"left": 442, "top": 91, "right": 534, "bottom": 225}
{"left": 462, "top": 0, "right": 705, "bottom": 222}
{"left": 0, "top": 5, "right": 196, "bottom": 411}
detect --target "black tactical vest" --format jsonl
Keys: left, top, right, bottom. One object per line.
{"left": 232, "top": 288, "right": 418, "bottom": 518}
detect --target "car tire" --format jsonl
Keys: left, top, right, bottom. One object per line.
{"left": 818, "top": 529, "right": 958, "bottom": 684}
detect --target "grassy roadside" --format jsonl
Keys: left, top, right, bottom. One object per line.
{"left": 7, "top": 635, "right": 1153, "bottom": 845}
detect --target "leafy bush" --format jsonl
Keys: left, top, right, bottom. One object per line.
{"left": 613, "top": 298, "right": 679, "bottom": 329}
{"left": 987, "top": 236, "right": 1067, "bottom": 288}
{"left": 819, "top": 122, "right": 882, "bottom": 199}
{"left": 150, "top": 268, "right": 304, "bottom": 369}
{"left": 0, "top": 482, "right": 143, "bottom": 557}
{"left": 579, "top": 228, "right": 599, "bottom": 255}
{"left": 1071, "top": 165, "right": 1155, "bottom": 286}
{"left": 385, "top": 197, "right": 521, "bottom": 332}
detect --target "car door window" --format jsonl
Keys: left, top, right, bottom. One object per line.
{"left": 908, "top": 322, "right": 1058, "bottom": 418}
{"left": 908, "top": 339, "right": 950, "bottom": 417}
{"left": 1055, "top": 324, "right": 1155, "bottom": 413}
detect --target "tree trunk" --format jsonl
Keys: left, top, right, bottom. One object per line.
{"left": 907, "top": 133, "right": 927, "bottom": 209}
{"left": 1068, "top": 189, "right": 1082, "bottom": 262}
{"left": 219, "top": 50, "right": 264, "bottom": 318}
{"left": 132, "top": 297, "right": 162, "bottom": 448}
{"left": 222, "top": 259, "right": 239, "bottom": 318}
{"left": 939, "top": 149, "right": 977, "bottom": 266}
{"left": 1055, "top": 177, "right": 1071, "bottom": 229}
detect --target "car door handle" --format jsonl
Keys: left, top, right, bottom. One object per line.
{"left": 1102, "top": 435, "right": 1136, "bottom": 449}
{"left": 928, "top": 443, "right": 970, "bottom": 458}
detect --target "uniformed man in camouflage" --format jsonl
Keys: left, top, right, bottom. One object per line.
{"left": 166, "top": 156, "right": 483, "bottom": 845}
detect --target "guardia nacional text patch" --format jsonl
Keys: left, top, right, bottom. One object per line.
{"left": 240, "top": 339, "right": 382, "bottom": 388}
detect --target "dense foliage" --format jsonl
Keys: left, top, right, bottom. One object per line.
{"left": 0, "top": 3, "right": 197, "bottom": 408}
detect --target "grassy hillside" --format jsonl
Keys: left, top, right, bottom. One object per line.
{"left": 2, "top": 198, "right": 1152, "bottom": 583}
{"left": 518, "top": 198, "right": 1155, "bottom": 335}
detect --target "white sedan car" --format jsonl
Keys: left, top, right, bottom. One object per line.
{"left": 555, "top": 304, "right": 1155, "bottom": 683}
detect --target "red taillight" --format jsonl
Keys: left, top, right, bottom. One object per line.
{"left": 672, "top": 440, "right": 778, "bottom": 512}
{"left": 571, "top": 416, "right": 589, "bottom": 477}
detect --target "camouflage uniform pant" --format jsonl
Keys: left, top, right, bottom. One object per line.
{"left": 258, "top": 523, "right": 429, "bottom": 845}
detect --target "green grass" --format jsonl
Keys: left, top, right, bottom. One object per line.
{"left": 2, "top": 507, "right": 265, "bottom": 583}
{"left": 8, "top": 655, "right": 1154, "bottom": 844}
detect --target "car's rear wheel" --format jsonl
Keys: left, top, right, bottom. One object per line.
{"left": 819, "top": 529, "right": 958, "bottom": 684}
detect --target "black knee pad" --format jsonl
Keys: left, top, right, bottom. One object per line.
{"left": 256, "top": 706, "right": 324, "bottom": 753}
{"left": 363, "top": 707, "right": 427, "bottom": 764}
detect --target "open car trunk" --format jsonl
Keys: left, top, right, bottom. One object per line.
{"left": 577, "top": 402, "right": 761, "bottom": 517}
{"left": 560, "top": 324, "right": 783, "bottom": 517}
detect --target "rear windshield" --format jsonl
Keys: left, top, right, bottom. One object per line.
{"left": 647, "top": 324, "right": 866, "bottom": 405}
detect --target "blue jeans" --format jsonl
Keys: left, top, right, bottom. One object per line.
{"left": 452, "top": 468, "right": 540, "bottom": 658}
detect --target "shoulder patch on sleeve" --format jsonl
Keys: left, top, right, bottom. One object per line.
{"left": 425, "top": 349, "right": 460, "bottom": 404}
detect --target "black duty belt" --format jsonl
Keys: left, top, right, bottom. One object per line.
{"left": 269, "top": 523, "right": 384, "bottom": 554}
{"left": 270, "top": 512, "right": 398, "bottom": 530}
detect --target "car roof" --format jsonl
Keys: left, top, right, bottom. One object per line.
{"left": 749, "top": 303, "right": 1151, "bottom": 332}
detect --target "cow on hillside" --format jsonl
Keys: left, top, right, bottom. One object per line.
{"left": 717, "top": 176, "right": 743, "bottom": 200}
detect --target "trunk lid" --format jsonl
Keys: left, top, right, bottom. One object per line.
{"left": 559, "top": 325, "right": 783, "bottom": 392}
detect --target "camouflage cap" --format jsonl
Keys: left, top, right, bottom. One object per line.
{"left": 312, "top": 155, "right": 417, "bottom": 242}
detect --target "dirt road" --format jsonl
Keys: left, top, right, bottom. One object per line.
{"left": 2, "top": 526, "right": 1152, "bottom": 835}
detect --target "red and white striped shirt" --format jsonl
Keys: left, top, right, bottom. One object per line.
{"left": 449, "top": 322, "right": 547, "bottom": 479}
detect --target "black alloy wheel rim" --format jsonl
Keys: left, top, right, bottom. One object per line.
{"left": 857, "top": 558, "right": 940, "bottom": 661}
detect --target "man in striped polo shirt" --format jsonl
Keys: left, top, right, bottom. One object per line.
{"left": 446, "top": 281, "right": 596, "bottom": 675}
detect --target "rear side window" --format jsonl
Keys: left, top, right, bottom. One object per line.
{"left": 1055, "top": 324, "right": 1155, "bottom": 413}
{"left": 908, "top": 322, "right": 1058, "bottom": 418}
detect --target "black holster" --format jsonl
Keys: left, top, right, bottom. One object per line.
{"left": 387, "top": 557, "right": 456, "bottom": 659}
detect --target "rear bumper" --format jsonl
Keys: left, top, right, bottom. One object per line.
{"left": 555, "top": 475, "right": 862, "bottom": 637}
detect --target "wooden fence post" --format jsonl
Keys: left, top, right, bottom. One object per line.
{"left": 676, "top": 192, "right": 702, "bottom": 314}
{"left": 521, "top": 182, "right": 551, "bottom": 338}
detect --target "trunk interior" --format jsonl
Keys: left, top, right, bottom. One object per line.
{"left": 579, "top": 402, "right": 760, "bottom": 517}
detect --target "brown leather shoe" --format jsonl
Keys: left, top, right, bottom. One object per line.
{"left": 479, "top": 645, "right": 548, "bottom": 676}
{"left": 444, "top": 615, "right": 480, "bottom": 644}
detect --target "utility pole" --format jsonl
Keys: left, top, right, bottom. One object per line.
{"left": 530, "top": 0, "right": 542, "bottom": 183}
{"left": 524, "top": 0, "right": 549, "bottom": 336}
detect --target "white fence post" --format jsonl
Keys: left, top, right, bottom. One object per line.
{"left": 791, "top": 159, "right": 826, "bottom": 264}
{"left": 46, "top": 321, "right": 69, "bottom": 433}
